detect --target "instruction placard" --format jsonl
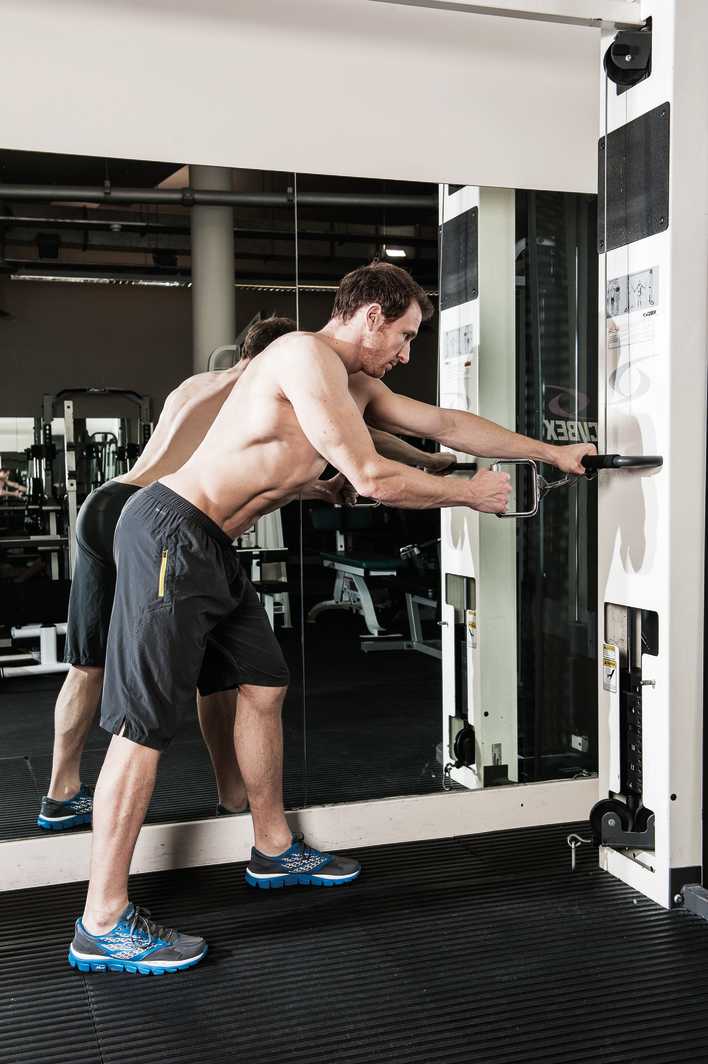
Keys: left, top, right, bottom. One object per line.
{"left": 603, "top": 643, "right": 618, "bottom": 693}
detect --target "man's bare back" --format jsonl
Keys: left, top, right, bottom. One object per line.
{"left": 115, "top": 363, "right": 248, "bottom": 489}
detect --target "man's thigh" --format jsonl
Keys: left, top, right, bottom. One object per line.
{"left": 198, "top": 578, "right": 290, "bottom": 696}
{"left": 100, "top": 500, "right": 223, "bottom": 750}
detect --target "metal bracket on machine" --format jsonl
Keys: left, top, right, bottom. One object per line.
{"left": 600, "top": 810, "right": 655, "bottom": 850}
{"left": 604, "top": 20, "right": 652, "bottom": 93}
{"left": 680, "top": 885, "right": 708, "bottom": 922}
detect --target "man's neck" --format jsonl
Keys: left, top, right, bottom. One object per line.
{"left": 316, "top": 321, "right": 364, "bottom": 375}
{"left": 221, "top": 360, "right": 249, "bottom": 384}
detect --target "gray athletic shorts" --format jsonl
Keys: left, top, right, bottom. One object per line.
{"left": 100, "top": 482, "right": 290, "bottom": 751}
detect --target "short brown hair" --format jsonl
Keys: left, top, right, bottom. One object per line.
{"left": 242, "top": 316, "right": 297, "bottom": 359}
{"left": 331, "top": 261, "right": 434, "bottom": 324}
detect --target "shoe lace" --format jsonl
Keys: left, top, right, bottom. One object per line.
{"left": 128, "top": 905, "right": 170, "bottom": 946}
{"left": 291, "top": 833, "right": 322, "bottom": 864}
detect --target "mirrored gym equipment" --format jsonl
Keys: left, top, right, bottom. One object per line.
{"left": 439, "top": 184, "right": 601, "bottom": 796}
{"left": 0, "top": 391, "right": 152, "bottom": 679}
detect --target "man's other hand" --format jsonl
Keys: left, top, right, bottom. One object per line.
{"left": 468, "top": 469, "right": 513, "bottom": 514}
{"left": 553, "top": 444, "right": 597, "bottom": 476}
{"left": 320, "top": 472, "right": 358, "bottom": 507}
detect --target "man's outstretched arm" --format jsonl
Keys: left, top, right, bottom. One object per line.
{"left": 300, "top": 431, "right": 453, "bottom": 503}
{"left": 362, "top": 379, "right": 595, "bottom": 475}
{"left": 278, "top": 337, "right": 511, "bottom": 513}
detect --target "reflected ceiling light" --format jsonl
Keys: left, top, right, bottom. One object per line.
{"left": 9, "top": 273, "right": 186, "bottom": 287}
{"left": 384, "top": 246, "right": 406, "bottom": 259}
{"left": 9, "top": 273, "right": 434, "bottom": 295}
{"left": 8, "top": 272, "right": 338, "bottom": 293}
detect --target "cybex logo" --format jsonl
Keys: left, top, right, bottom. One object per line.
{"left": 543, "top": 420, "right": 598, "bottom": 443}
{"left": 546, "top": 385, "right": 592, "bottom": 419}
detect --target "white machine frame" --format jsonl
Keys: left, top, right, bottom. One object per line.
{"left": 594, "top": 0, "right": 708, "bottom": 908}
{"left": 435, "top": 0, "right": 708, "bottom": 912}
{"left": 439, "top": 185, "right": 520, "bottom": 791}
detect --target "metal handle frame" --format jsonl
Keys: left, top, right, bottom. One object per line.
{"left": 491, "top": 458, "right": 541, "bottom": 518}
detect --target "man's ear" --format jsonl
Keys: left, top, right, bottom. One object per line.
{"left": 365, "top": 303, "right": 383, "bottom": 331}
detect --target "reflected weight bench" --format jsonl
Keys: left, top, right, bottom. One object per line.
{"left": 0, "top": 622, "right": 70, "bottom": 678}
{"left": 309, "top": 551, "right": 440, "bottom": 657}
{"left": 307, "top": 503, "right": 441, "bottom": 656}
{"left": 0, "top": 575, "right": 72, "bottom": 679}
{"left": 309, "top": 551, "right": 408, "bottom": 643}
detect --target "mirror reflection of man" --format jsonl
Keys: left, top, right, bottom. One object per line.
{"left": 69, "top": 262, "right": 595, "bottom": 976}
{"left": 39, "top": 318, "right": 306, "bottom": 833}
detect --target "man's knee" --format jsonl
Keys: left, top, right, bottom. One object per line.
{"left": 110, "top": 729, "right": 163, "bottom": 766}
{"left": 69, "top": 663, "right": 104, "bottom": 685}
{"left": 239, "top": 682, "right": 288, "bottom": 711}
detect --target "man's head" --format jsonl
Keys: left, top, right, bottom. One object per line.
{"left": 241, "top": 316, "right": 297, "bottom": 361}
{"left": 329, "top": 261, "right": 434, "bottom": 378}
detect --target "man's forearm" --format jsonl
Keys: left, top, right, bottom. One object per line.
{"left": 369, "top": 427, "right": 436, "bottom": 468}
{"left": 363, "top": 458, "right": 471, "bottom": 510}
{"left": 439, "top": 409, "right": 557, "bottom": 464}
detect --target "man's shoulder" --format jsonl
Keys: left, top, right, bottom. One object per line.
{"left": 349, "top": 371, "right": 386, "bottom": 400}
{"left": 271, "top": 330, "right": 336, "bottom": 356}
{"left": 161, "top": 369, "right": 236, "bottom": 414}
{"left": 269, "top": 331, "right": 347, "bottom": 377}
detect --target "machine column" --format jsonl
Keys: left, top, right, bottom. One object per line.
{"left": 439, "top": 185, "right": 518, "bottom": 790}
{"left": 596, "top": 0, "right": 708, "bottom": 907}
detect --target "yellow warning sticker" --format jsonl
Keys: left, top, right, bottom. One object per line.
{"left": 603, "top": 642, "right": 618, "bottom": 693}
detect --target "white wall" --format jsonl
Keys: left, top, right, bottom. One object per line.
{"left": 0, "top": 0, "right": 599, "bottom": 193}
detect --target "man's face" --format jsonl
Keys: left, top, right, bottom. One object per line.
{"left": 360, "top": 301, "right": 422, "bottom": 378}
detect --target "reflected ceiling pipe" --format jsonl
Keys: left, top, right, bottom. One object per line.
{"left": 0, "top": 216, "right": 437, "bottom": 247}
{"left": 0, "top": 184, "right": 437, "bottom": 211}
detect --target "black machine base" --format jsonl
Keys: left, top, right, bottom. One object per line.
{"left": 601, "top": 811, "right": 655, "bottom": 850}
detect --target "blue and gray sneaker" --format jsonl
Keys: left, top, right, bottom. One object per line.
{"left": 37, "top": 784, "right": 93, "bottom": 830}
{"left": 245, "top": 833, "right": 361, "bottom": 889}
{"left": 68, "top": 903, "right": 207, "bottom": 975}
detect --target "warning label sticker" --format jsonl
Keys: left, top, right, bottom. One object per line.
{"left": 603, "top": 643, "right": 618, "bottom": 693}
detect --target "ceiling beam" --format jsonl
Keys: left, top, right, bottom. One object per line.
{"left": 367, "top": 0, "right": 643, "bottom": 29}
{"left": 0, "top": 216, "right": 437, "bottom": 248}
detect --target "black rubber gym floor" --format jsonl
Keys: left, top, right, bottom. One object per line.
{"left": 3, "top": 821, "right": 708, "bottom": 1064}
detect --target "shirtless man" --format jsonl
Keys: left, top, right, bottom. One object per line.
{"left": 69, "top": 262, "right": 594, "bottom": 976}
{"left": 38, "top": 316, "right": 307, "bottom": 830}
{"left": 39, "top": 313, "right": 454, "bottom": 833}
